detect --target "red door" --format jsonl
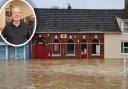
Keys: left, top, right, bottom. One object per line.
{"left": 35, "top": 44, "right": 46, "bottom": 59}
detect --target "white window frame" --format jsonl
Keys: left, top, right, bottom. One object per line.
{"left": 121, "top": 41, "right": 128, "bottom": 54}
{"left": 92, "top": 44, "right": 101, "bottom": 56}
{"left": 92, "top": 41, "right": 101, "bottom": 56}
{"left": 123, "top": 20, "right": 128, "bottom": 34}
{"left": 52, "top": 41, "right": 61, "bottom": 56}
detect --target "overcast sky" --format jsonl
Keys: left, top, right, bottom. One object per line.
{"left": 0, "top": 0, "right": 124, "bottom": 9}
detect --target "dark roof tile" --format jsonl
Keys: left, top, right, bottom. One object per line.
{"left": 34, "top": 8, "right": 128, "bottom": 33}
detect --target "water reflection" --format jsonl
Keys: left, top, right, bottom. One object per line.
{"left": 0, "top": 59, "right": 127, "bottom": 89}
{"left": 0, "top": 60, "right": 28, "bottom": 89}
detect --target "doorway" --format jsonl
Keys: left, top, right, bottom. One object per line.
{"left": 35, "top": 36, "right": 46, "bottom": 59}
{"left": 81, "top": 39, "right": 87, "bottom": 59}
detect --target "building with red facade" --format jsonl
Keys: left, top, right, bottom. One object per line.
{"left": 31, "top": 8, "right": 128, "bottom": 59}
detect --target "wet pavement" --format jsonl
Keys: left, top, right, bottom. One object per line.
{"left": 0, "top": 59, "right": 127, "bottom": 89}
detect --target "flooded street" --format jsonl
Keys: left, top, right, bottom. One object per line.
{"left": 0, "top": 59, "right": 127, "bottom": 89}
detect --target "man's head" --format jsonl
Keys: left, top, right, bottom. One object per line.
{"left": 11, "top": 6, "right": 21, "bottom": 22}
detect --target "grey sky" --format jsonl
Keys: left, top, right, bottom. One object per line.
{"left": 0, "top": 0, "right": 124, "bottom": 9}
{"left": 27, "top": 0, "right": 124, "bottom": 9}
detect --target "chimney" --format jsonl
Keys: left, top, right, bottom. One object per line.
{"left": 67, "top": 4, "right": 71, "bottom": 10}
{"left": 125, "top": 0, "right": 128, "bottom": 9}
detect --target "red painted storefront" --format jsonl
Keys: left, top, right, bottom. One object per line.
{"left": 31, "top": 33, "right": 104, "bottom": 59}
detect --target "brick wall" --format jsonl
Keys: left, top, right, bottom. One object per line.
{"left": 32, "top": 33, "right": 104, "bottom": 59}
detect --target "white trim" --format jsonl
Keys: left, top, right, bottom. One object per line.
{"left": 122, "top": 21, "right": 128, "bottom": 34}
{"left": 92, "top": 54, "right": 101, "bottom": 56}
{"left": 48, "top": 43, "right": 104, "bottom": 45}
{"left": 121, "top": 41, "right": 128, "bottom": 54}
{"left": 52, "top": 39, "right": 61, "bottom": 56}
{"left": 92, "top": 40, "right": 101, "bottom": 55}
{"left": 98, "top": 42, "right": 101, "bottom": 54}
{"left": 66, "top": 54, "right": 75, "bottom": 56}
{"left": 120, "top": 53, "right": 128, "bottom": 55}
{"left": 122, "top": 31, "right": 128, "bottom": 34}
{"left": 52, "top": 54, "right": 61, "bottom": 56}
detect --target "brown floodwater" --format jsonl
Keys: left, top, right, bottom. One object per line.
{"left": 0, "top": 59, "right": 127, "bottom": 89}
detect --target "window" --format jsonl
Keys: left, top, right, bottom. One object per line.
{"left": 8, "top": 46, "right": 15, "bottom": 59}
{"left": 67, "top": 39, "right": 75, "bottom": 55}
{"left": 92, "top": 39, "right": 100, "bottom": 55}
{"left": 121, "top": 42, "right": 128, "bottom": 53}
{"left": 0, "top": 46, "right": 6, "bottom": 60}
{"left": 17, "top": 46, "right": 24, "bottom": 60}
{"left": 124, "top": 21, "right": 128, "bottom": 33}
{"left": 53, "top": 39, "right": 60, "bottom": 55}
{"left": 25, "top": 44, "right": 30, "bottom": 59}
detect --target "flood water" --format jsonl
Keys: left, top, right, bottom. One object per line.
{"left": 0, "top": 59, "right": 127, "bottom": 89}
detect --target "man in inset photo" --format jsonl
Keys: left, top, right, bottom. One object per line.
{"left": 2, "top": 6, "right": 32, "bottom": 45}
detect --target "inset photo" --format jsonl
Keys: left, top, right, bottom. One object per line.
{"left": 0, "top": 0, "right": 36, "bottom": 46}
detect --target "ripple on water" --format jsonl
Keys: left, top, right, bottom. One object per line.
{"left": 0, "top": 59, "right": 126, "bottom": 89}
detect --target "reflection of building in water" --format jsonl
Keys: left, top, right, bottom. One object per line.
{"left": 0, "top": 61, "right": 28, "bottom": 88}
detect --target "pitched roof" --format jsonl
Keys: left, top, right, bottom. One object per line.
{"left": 34, "top": 8, "right": 128, "bottom": 33}
{"left": 117, "top": 9, "right": 128, "bottom": 19}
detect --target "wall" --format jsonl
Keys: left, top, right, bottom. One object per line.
{"left": 104, "top": 34, "right": 128, "bottom": 59}
{"left": 32, "top": 33, "right": 104, "bottom": 59}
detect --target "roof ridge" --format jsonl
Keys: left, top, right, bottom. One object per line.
{"left": 34, "top": 8, "right": 124, "bottom": 11}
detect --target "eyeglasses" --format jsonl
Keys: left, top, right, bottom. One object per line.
{"left": 12, "top": 12, "right": 21, "bottom": 14}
